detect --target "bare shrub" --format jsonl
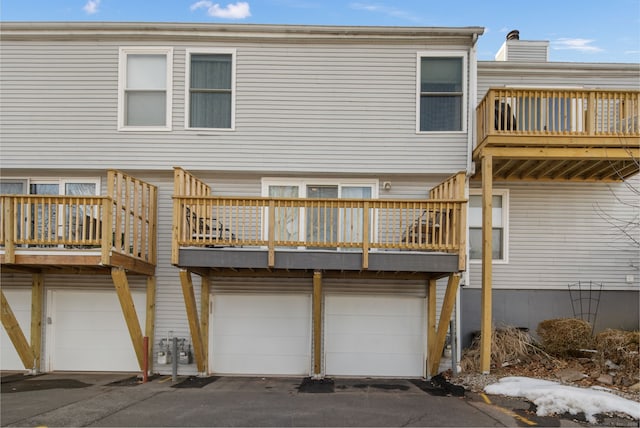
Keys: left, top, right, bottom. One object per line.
{"left": 460, "top": 325, "right": 553, "bottom": 372}
{"left": 594, "top": 329, "right": 640, "bottom": 384}
{"left": 536, "top": 318, "right": 592, "bottom": 357}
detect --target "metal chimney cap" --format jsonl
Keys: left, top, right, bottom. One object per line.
{"left": 506, "top": 30, "right": 520, "bottom": 40}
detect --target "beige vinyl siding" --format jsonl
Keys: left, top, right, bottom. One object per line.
{"left": 495, "top": 41, "right": 548, "bottom": 62}
{"left": 468, "top": 180, "right": 640, "bottom": 291}
{"left": 477, "top": 62, "right": 640, "bottom": 103}
{"left": 1, "top": 40, "right": 471, "bottom": 175}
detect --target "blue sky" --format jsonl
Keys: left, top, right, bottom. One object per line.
{"left": 1, "top": 0, "right": 639, "bottom": 63}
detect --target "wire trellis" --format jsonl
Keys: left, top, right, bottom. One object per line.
{"left": 568, "top": 281, "right": 603, "bottom": 334}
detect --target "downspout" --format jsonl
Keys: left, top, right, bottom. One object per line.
{"left": 467, "top": 32, "right": 479, "bottom": 177}
{"left": 458, "top": 31, "right": 479, "bottom": 371}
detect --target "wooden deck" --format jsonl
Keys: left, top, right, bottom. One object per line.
{"left": 474, "top": 88, "right": 640, "bottom": 182}
{"left": 172, "top": 168, "right": 467, "bottom": 273}
{"left": 1, "top": 170, "right": 157, "bottom": 276}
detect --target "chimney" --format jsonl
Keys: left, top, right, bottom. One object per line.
{"left": 495, "top": 30, "right": 549, "bottom": 62}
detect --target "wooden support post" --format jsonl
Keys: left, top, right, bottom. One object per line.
{"left": 31, "top": 273, "right": 44, "bottom": 371}
{"left": 101, "top": 198, "right": 113, "bottom": 265}
{"left": 4, "top": 198, "right": 16, "bottom": 264}
{"left": 429, "top": 274, "right": 460, "bottom": 376}
{"left": 1, "top": 290, "right": 34, "bottom": 369}
{"left": 426, "top": 278, "right": 437, "bottom": 378}
{"left": 587, "top": 92, "right": 596, "bottom": 136}
{"left": 111, "top": 268, "right": 145, "bottom": 370}
{"left": 312, "top": 271, "right": 323, "bottom": 376}
{"left": 171, "top": 199, "right": 181, "bottom": 265}
{"left": 362, "top": 202, "right": 370, "bottom": 270}
{"left": 268, "top": 200, "right": 275, "bottom": 268}
{"left": 200, "top": 276, "right": 211, "bottom": 374}
{"left": 179, "top": 270, "right": 206, "bottom": 373}
{"left": 480, "top": 155, "right": 493, "bottom": 374}
{"left": 145, "top": 276, "right": 156, "bottom": 373}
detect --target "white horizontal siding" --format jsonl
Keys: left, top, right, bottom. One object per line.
{"left": 1, "top": 40, "right": 470, "bottom": 175}
{"left": 477, "top": 62, "right": 640, "bottom": 103}
{"left": 468, "top": 179, "right": 640, "bottom": 291}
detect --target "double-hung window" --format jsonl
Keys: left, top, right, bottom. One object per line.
{"left": 118, "top": 47, "right": 173, "bottom": 130}
{"left": 417, "top": 53, "right": 466, "bottom": 132}
{"left": 186, "top": 49, "right": 235, "bottom": 130}
{"left": 469, "top": 190, "right": 509, "bottom": 262}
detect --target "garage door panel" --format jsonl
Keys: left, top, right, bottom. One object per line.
{"left": 325, "top": 295, "right": 425, "bottom": 377}
{"left": 326, "top": 296, "right": 421, "bottom": 315}
{"left": 325, "top": 315, "right": 422, "bottom": 335}
{"left": 213, "top": 335, "right": 309, "bottom": 355}
{"left": 53, "top": 329, "right": 135, "bottom": 350}
{"left": 325, "top": 352, "right": 423, "bottom": 377}
{"left": 55, "top": 311, "right": 128, "bottom": 330}
{"left": 212, "top": 316, "right": 309, "bottom": 336}
{"left": 328, "top": 333, "right": 424, "bottom": 353}
{"left": 50, "top": 290, "right": 145, "bottom": 372}
{"left": 1, "top": 289, "right": 31, "bottom": 371}
{"left": 214, "top": 295, "right": 309, "bottom": 317}
{"left": 213, "top": 354, "right": 310, "bottom": 375}
{"left": 211, "top": 294, "right": 311, "bottom": 375}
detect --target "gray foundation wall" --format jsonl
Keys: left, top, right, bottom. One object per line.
{"left": 460, "top": 288, "right": 640, "bottom": 348}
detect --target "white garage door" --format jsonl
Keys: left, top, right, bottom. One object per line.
{"left": 47, "top": 289, "right": 146, "bottom": 372}
{"left": 210, "top": 294, "right": 311, "bottom": 375}
{"left": 324, "top": 295, "right": 425, "bottom": 377}
{"left": 1, "top": 289, "right": 32, "bottom": 371}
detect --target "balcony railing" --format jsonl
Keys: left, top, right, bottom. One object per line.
{"left": 172, "top": 196, "right": 466, "bottom": 269}
{"left": 1, "top": 170, "right": 157, "bottom": 267}
{"left": 477, "top": 88, "right": 640, "bottom": 146}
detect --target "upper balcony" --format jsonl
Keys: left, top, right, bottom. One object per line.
{"left": 0, "top": 170, "right": 157, "bottom": 276}
{"left": 474, "top": 88, "right": 639, "bottom": 181}
{"left": 172, "top": 168, "right": 467, "bottom": 278}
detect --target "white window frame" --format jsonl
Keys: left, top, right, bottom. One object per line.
{"left": 118, "top": 47, "right": 173, "bottom": 131}
{"left": 0, "top": 179, "right": 28, "bottom": 193}
{"left": 469, "top": 189, "right": 509, "bottom": 264}
{"left": 261, "top": 178, "right": 379, "bottom": 245}
{"left": 185, "top": 48, "right": 236, "bottom": 131}
{"left": 416, "top": 51, "right": 468, "bottom": 134}
{"left": 17, "top": 177, "right": 102, "bottom": 246}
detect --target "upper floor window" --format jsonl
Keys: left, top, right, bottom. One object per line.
{"left": 469, "top": 190, "right": 509, "bottom": 263}
{"left": 186, "top": 49, "right": 235, "bottom": 130}
{"left": 118, "top": 47, "right": 173, "bottom": 131}
{"left": 418, "top": 54, "right": 466, "bottom": 132}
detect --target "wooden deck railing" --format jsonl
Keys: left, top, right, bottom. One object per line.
{"left": 172, "top": 196, "right": 466, "bottom": 269}
{"left": 477, "top": 88, "right": 640, "bottom": 145}
{"left": 1, "top": 170, "right": 157, "bottom": 266}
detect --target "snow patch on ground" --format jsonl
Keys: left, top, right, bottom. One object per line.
{"left": 484, "top": 376, "right": 640, "bottom": 424}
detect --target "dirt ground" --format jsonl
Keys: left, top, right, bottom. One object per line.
{"left": 446, "top": 352, "right": 640, "bottom": 403}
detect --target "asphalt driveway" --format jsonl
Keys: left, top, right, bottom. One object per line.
{"left": 1, "top": 372, "right": 589, "bottom": 427}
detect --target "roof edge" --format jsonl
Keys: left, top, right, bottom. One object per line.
{"left": 479, "top": 60, "right": 640, "bottom": 71}
{"left": 0, "top": 21, "right": 485, "bottom": 41}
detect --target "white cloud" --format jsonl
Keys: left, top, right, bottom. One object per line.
{"left": 553, "top": 38, "right": 603, "bottom": 53}
{"left": 83, "top": 0, "right": 101, "bottom": 14}
{"left": 349, "top": 2, "right": 424, "bottom": 24}
{"left": 190, "top": 1, "right": 251, "bottom": 19}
